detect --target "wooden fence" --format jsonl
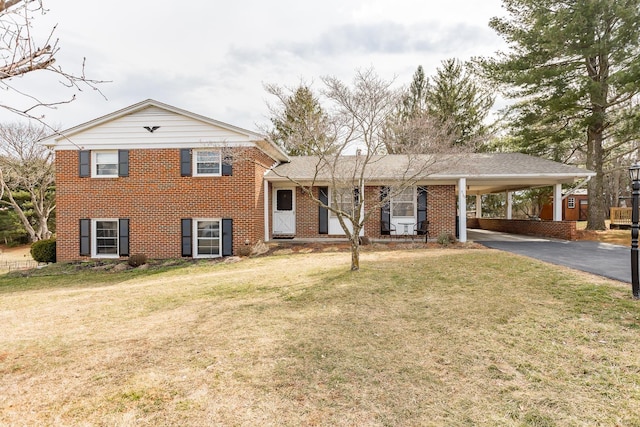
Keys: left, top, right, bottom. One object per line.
{"left": 0, "top": 259, "right": 39, "bottom": 271}
{"left": 611, "top": 207, "right": 632, "bottom": 227}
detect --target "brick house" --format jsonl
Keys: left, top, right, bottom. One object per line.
{"left": 44, "top": 99, "right": 288, "bottom": 261}
{"left": 43, "top": 100, "right": 595, "bottom": 261}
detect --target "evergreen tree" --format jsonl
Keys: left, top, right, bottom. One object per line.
{"left": 386, "top": 61, "right": 494, "bottom": 153}
{"left": 427, "top": 58, "right": 494, "bottom": 149}
{"left": 400, "top": 65, "right": 429, "bottom": 118}
{"left": 266, "top": 85, "right": 329, "bottom": 156}
{"left": 480, "top": 0, "right": 640, "bottom": 230}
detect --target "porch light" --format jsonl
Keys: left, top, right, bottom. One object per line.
{"left": 629, "top": 162, "right": 640, "bottom": 299}
{"left": 630, "top": 162, "right": 640, "bottom": 182}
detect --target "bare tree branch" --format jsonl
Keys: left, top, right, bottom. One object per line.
{"left": 0, "top": 0, "right": 108, "bottom": 124}
{"left": 266, "top": 69, "right": 459, "bottom": 271}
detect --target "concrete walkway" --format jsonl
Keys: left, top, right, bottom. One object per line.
{"left": 468, "top": 229, "right": 631, "bottom": 283}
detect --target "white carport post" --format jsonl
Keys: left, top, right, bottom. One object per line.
{"left": 264, "top": 180, "right": 270, "bottom": 242}
{"left": 506, "top": 191, "right": 513, "bottom": 220}
{"left": 553, "top": 183, "right": 563, "bottom": 221}
{"left": 458, "top": 178, "right": 467, "bottom": 243}
{"left": 475, "top": 194, "right": 482, "bottom": 218}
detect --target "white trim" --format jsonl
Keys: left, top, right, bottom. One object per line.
{"left": 553, "top": 184, "right": 563, "bottom": 221}
{"left": 193, "top": 218, "right": 222, "bottom": 258}
{"left": 192, "top": 149, "right": 222, "bottom": 177}
{"left": 390, "top": 186, "right": 417, "bottom": 235}
{"left": 91, "top": 150, "right": 118, "bottom": 178}
{"left": 45, "top": 99, "right": 265, "bottom": 142}
{"left": 55, "top": 141, "right": 258, "bottom": 152}
{"left": 273, "top": 187, "right": 296, "bottom": 235}
{"left": 92, "top": 218, "right": 119, "bottom": 258}
{"left": 264, "top": 180, "right": 270, "bottom": 242}
{"left": 327, "top": 187, "right": 364, "bottom": 236}
{"left": 458, "top": 178, "right": 467, "bottom": 243}
{"left": 40, "top": 99, "right": 289, "bottom": 162}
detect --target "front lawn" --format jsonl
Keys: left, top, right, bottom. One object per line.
{"left": 1, "top": 249, "right": 639, "bottom": 426}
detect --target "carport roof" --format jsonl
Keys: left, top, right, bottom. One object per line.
{"left": 265, "top": 152, "right": 595, "bottom": 194}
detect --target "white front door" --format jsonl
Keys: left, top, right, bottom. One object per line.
{"left": 273, "top": 188, "right": 296, "bottom": 235}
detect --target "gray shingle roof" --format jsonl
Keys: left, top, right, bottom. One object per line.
{"left": 265, "top": 153, "right": 594, "bottom": 182}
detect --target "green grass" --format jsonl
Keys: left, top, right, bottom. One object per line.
{"left": 1, "top": 249, "right": 640, "bottom": 426}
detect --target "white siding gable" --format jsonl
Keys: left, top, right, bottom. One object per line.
{"left": 51, "top": 106, "right": 259, "bottom": 151}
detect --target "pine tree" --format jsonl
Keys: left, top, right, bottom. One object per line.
{"left": 266, "top": 85, "right": 329, "bottom": 156}
{"left": 427, "top": 58, "right": 494, "bottom": 149}
{"left": 481, "top": 0, "right": 640, "bottom": 230}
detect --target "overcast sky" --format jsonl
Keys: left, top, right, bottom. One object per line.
{"left": 2, "top": 0, "right": 508, "bottom": 132}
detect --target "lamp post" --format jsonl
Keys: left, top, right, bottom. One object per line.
{"left": 629, "top": 162, "right": 640, "bottom": 299}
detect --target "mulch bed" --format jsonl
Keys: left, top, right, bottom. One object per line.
{"left": 266, "top": 240, "right": 484, "bottom": 256}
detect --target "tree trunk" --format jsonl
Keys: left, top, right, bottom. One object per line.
{"left": 350, "top": 236, "right": 360, "bottom": 271}
{"left": 585, "top": 51, "right": 608, "bottom": 231}
{"left": 586, "top": 124, "right": 607, "bottom": 230}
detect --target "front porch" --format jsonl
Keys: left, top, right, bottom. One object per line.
{"left": 265, "top": 153, "right": 595, "bottom": 245}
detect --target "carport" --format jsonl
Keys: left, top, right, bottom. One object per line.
{"left": 446, "top": 153, "right": 596, "bottom": 242}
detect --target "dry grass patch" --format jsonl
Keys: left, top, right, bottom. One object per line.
{"left": 1, "top": 249, "right": 640, "bottom": 426}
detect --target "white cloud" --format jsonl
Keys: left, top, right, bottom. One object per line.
{"left": 0, "top": 0, "right": 508, "bottom": 132}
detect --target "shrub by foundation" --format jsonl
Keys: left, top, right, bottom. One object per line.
{"left": 30, "top": 238, "right": 56, "bottom": 263}
{"left": 128, "top": 254, "right": 148, "bottom": 267}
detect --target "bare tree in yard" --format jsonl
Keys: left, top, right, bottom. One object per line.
{"left": 267, "top": 69, "right": 456, "bottom": 271}
{"left": 0, "top": 0, "right": 104, "bottom": 121}
{"left": 0, "top": 122, "right": 54, "bottom": 241}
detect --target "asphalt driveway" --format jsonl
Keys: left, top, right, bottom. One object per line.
{"left": 468, "top": 229, "right": 631, "bottom": 283}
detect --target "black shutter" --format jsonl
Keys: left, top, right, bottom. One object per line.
{"left": 318, "top": 186, "right": 328, "bottom": 234}
{"left": 118, "top": 150, "right": 129, "bottom": 177}
{"left": 181, "top": 219, "right": 192, "bottom": 257}
{"left": 222, "top": 218, "right": 233, "bottom": 256}
{"left": 180, "top": 149, "right": 192, "bottom": 176}
{"left": 79, "top": 150, "right": 90, "bottom": 177}
{"left": 417, "top": 186, "right": 427, "bottom": 226}
{"left": 79, "top": 219, "right": 91, "bottom": 256}
{"left": 119, "top": 219, "right": 130, "bottom": 257}
{"left": 222, "top": 153, "right": 233, "bottom": 176}
{"left": 380, "top": 186, "right": 391, "bottom": 234}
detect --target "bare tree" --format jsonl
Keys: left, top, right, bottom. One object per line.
{"left": 0, "top": 0, "right": 104, "bottom": 121}
{"left": 267, "top": 69, "right": 456, "bottom": 271}
{"left": 0, "top": 122, "right": 54, "bottom": 241}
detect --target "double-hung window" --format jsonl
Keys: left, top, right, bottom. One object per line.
{"left": 93, "top": 151, "right": 118, "bottom": 177}
{"left": 81, "top": 218, "right": 129, "bottom": 258}
{"left": 391, "top": 187, "right": 415, "bottom": 217}
{"left": 331, "top": 187, "right": 356, "bottom": 216}
{"left": 194, "top": 150, "right": 221, "bottom": 176}
{"left": 195, "top": 219, "right": 221, "bottom": 257}
{"left": 93, "top": 219, "right": 119, "bottom": 257}
{"left": 567, "top": 197, "right": 576, "bottom": 209}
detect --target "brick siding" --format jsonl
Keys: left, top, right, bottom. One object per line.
{"left": 470, "top": 218, "right": 577, "bottom": 240}
{"left": 270, "top": 183, "right": 457, "bottom": 239}
{"left": 56, "top": 147, "right": 273, "bottom": 261}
